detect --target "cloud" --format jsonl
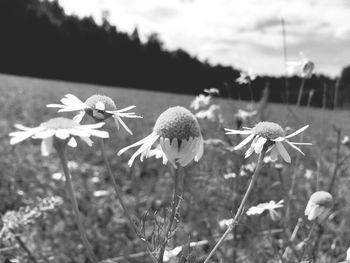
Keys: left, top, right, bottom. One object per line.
{"left": 58, "top": 0, "right": 350, "bottom": 76}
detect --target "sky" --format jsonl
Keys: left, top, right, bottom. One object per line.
{"left": 57, "top": 0, "right": 350, "bottom": 77}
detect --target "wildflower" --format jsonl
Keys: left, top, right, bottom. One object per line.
{"left": 163, "top": 240, "right": 209, "bottom": 262}
{"left": 219, "top": 218, "right": 234, "bottom": 229}
{"left": 203, "top": 88, "right": 219, "bottom": 96}
{"left": 305, "top": 191, "right": 333, "bottom": 222}
{"left": 9, "top": 117, "right": 109, "bottom": 156}
{"left": 47, "top": 94, "right": 142, "bottom": 134}
{"left": 342, "top": 135, "right": 350, "bottom": 145}
{"left": 223, "top": 172, "right": 237, "bottom": 179}
{"left": 195, "top": 104, "right": 222, "bottom": 122}
{"left": 246, "top": 200, "right": 284, "bottom": 221}
{"left": 286, "top": 52, "right": 314, "bottom": 78}
{"left": 118, "top": 106, "right": 203, "bottom": 168}
{"left": 190, "top": 94, "right": 211, "bottom": 110}
{"left": 304, "top": 169, "right": 313, "bottom": 179}
{"left": 346, "top": 247, "right": 350, "bottom": 262}
{"left": 234, "top": 109, "right": 257, "bottom": 122}
{"left": 236, "top": 70, "right": 257, "bottom": 84}
{"left": 225, "top": 122, "right": 311, "bottom": 163}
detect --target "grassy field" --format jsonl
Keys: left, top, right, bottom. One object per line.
{"left": 1, "top": 73, "right": 350, "bottom": 263}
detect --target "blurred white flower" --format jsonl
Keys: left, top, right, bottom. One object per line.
{"left": 47, "top": 94, "right": 142, "bottom": 134}
{"left": 51, "top": 172, "right": 65, "bottom": 181}
{"left": 203, "top": 88, "right": 219, "bottom": 96}
{"left": 346, "top": 247, "right": 350, "bottom": 262}
{"left": 163, "top": 240, "right": 209, "bottom": 262}
{"left": 219, "top": 218, "right": 234, "bottom": 229}
{"left": 286, "top": 52, "right": 314, "bottom": 78}
{"left": 9, "top": 117, "right": 109, "bottom": 156}
{"left": 93, "top": 190, "right": 109, "bottom": 198}
{"left": 305, "top": 191, "right": 333, "bottom": 222}
{"left": 236, "top": 70, "right": 257, "bottom": 84}
{"left": 118, "top": 106, "right": 203, "bottom": 168}
{"left": 246, "top": 200, "right": 284, "bottom": 221}
{"left": 342, "top": 136, "right": 350, "bottom": 145}
{"left": 225, "top": 122, "right": 311, "bottom": 163}
{"left": 304, "top": 169, "right": 313, "bottom": 179}
{"left": 190, "top": 94, "right": 211, "bottom": 110}
{"left": 234, "top": 109, "right": 257, "bottom": 122}
{"left": 195, "top": 104, "right": 222, "bottom": 122}
{"left": 223, "top": 173, "right": 237, "bottom": 179}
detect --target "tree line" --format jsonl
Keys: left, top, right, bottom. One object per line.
{"left": 0, "top": 0, "right": 347, "bottom": 107}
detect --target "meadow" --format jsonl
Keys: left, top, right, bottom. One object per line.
{"left": 1, "top": 73, "right": 350, "bottom": 263}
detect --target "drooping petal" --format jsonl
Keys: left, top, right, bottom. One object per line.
{"left": 275, "top": 142, "right": 291, "bottom": 163}
{"left": 234, "top": 133, "right": 255, "bottom": 150}
{"left": 68, "top": 137, "right": 77, "bottom": 148}
{"left": 254, "top": 137, "right": 267, "bottom": 154}
{"left": 285, "top": 140, "right": 305, "bottom": 155}
{"left": 116, "top": 105, "right": 136, "bottom": 113}
{"left": 225, "top": 128, "right": 252, "bottom": 135}
{"left": 114, "top": 114, "right": 133, "bottom": 135}
{"left": 41, "top": 137, "right": 53, "bottom": 156}
{"left": 194, "top": 136, "right": 204, "bottom": 162}
{"left": 32, "top": 129, "right": 56, "bottom": 139}
{"left": 285, "top": 125, "right": 309, "bottom": 139}
{"left": 126, "top": 134, "right": 160, "bottom": 167}
{"left": 80, "top": 136, "right": 93, "bottom": 146}
{"left": 73, "top": 111, "right": 86, "bottom": 123}
{"left": 118, "top": 132, "right": 158, "bottom": 156}
{"left": 270, "top": 145, "right": 279, "bottom": 161}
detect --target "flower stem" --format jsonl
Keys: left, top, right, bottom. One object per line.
{"left": 99, "top": 138, "right": 157, "bottom": 263}
{"left": 203, "top": 147, "right": 266, "bottom": 263}
{"left": 55, "top": 144, "right": 99, "bottom": 263}
{"left": 11, "top": 230, "right": 38, "bottom": 263}
{"left": 296, "top": 78, "right": 305, "bottom": 107}
{"left": 158, "top": 167, "right": 181, "bottom": 263}
{"left": 301, "top": 221, "right": 316, "bottom": 260}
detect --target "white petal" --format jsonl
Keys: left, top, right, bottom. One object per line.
{"left": 254, "top": 137, "right": 267, "bottom": 154}
{"left": 194, "top": 136, "right": 204, "bottom": 162}
{"left": 118, "top": 132, "right": 158, "bottom": 156}
{"left": 285, "top": 125, "right": 309, "bottom": 139}
{"left": 41, "top": 137, "right": 53, "bottom": 156}
{"left": 32, "top": 129, "right": 56, "bottom": 139}
{"left": 127, "top": 134, "right": 160, "bottom": 167}
{"left": 80, "top": 122, "right": 105, "bottom": 129}
{"left": 287, "top": 142, "right": 312, "bottom": 145}
{"left": 116, "top": 105, "right": 136, "bottom": 113}
{"left": 285, "top": 140, "right": 305, "bottom": 155}
{"left": 234, "top": 133, "right": 255, "bottom": 150}
{"left": 272, "top": 137, "right": 285, "bottom": 142}
{"left": 114, "top": 114, "right": 133, "bottom": 135}
{"left": 79, "top": 127, "right": 109, "bottom": 138}
{"left": 276, "top": 142, "right": 291, "bottom": 163}
{"left": 80, "top": 136, "right": 93, "bottom": 146}
{"left": 270, "top": 145, "right": 278, "bottom": 161}
{"left": 9, "top": 127, "right": 45, "bottom": 145}
{"left": 55, "top": 129, "right": 71, "bottom": 139}
{"left": 68, "top": 137, "right": 77, "bottom": 148}
{"left": 225, "top": 128, "right": 252, "bottom": 135}
{"left": 178, "top": 138, "right": 196, "bottom": 166}
{"left": 73, "top": 111, "right": 86, "bottom": 123}
{"left": 160, "top": 138, "right": 177, "bottom": 168}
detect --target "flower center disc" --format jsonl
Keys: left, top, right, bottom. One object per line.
{"left": 154, "top": 106, "right": 200, "bottom": 141}
{"left": 251, "top": 121, "right": 285, "bottom": 140}
{"left": 85, "top": 95, "right": 117, "bottom": 111}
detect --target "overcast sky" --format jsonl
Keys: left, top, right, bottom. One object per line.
{"left": 58, "top": 0, "right": 350, "bottom": 77}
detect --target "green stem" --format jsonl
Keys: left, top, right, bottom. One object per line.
{"left": 296, "top": 78, "right": 305, "bottom": 107}
{"left": 56, "top": 144, "right": 99, "bottom": 263}
{"left": 203, "top": 147, "right": 267, "bottom": 263}
{"left": 301, "top": 221, "right": 316, "bottom": 260}
{"left": 158, "top": 167, "right": 181, "bottom": 263}
{"left": 99, "top": 138, "right": 157, "bottom": 263}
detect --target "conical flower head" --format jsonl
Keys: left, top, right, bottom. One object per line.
{"left": 41, "top": 117, "right": 79, "bottom": 130}
{"left": 251, "top": 122, "right": 285, "bottom": 140}
{"left": 118, "top": 106, "right": 204, "bottom": 168}
{"left": 305, "top": 191, "right": 333, "bottom": 221}
{"left": 154, "top": 106, "right": 201, "bottom": 142}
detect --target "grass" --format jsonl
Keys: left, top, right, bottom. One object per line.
{"left": 1, "top": 73, "right": 350, "bottom": 263}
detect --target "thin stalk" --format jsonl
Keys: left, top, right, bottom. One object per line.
{"left": 296, "top": 78, "right": 305, "bottom": 107}
{"left": 328, "top": 127, "right": 342, "bottom": 193}
{"left": 158, "top": 168, "right": 181, "bottom": 263}
{"left": 99, "top": 138, "right": 157, "bottom": 263}
{"left": 12, "top": 230, "right": 38, "bottom": 263}
{"left": 203, "top": 146, "right": 267, "bottom": 263}
{"left": 55, "top": 144, "right": 99, "bottom": 263}
{"left": 301, "top": 221, "right": 316, "bottom": 260}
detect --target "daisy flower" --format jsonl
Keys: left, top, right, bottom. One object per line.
{"left": 236, "top": 69, "right": 257, "bottom": 85}
{"left": 305, "top": 191, "right": 333, "bottom": 222}
{"left": 9, "top": 117, "right": 109, "bottom": 156}
{"left": 246, "top": 200, "right": 284, "bottom": 221}
{"left": 286, "top": 52, "right": 314, "bottom": 78}
{"left": 225, "top": 121, "right": 311, "bottom": 163}
{"left": 47, "top": 94, "right": 142, "bottom": 135}
{"left": 118, "top": 106, "right": 204, "bottom": 168}
{"left": 190, "top": 94, "right": 211, "bottom": 111}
